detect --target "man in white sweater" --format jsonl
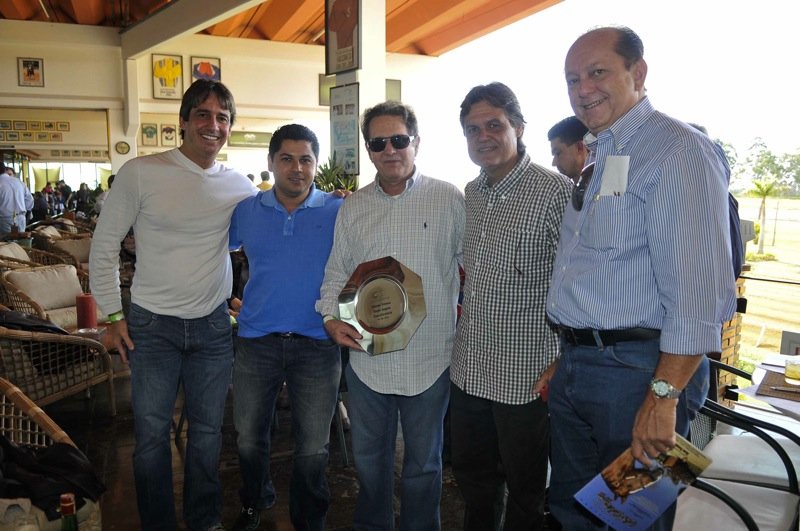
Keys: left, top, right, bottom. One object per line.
{"left": 90, "top": 80, "right": 256, "bottom": 531}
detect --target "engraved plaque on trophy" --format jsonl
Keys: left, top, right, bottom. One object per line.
{"left": 338, "top": 256, "right": 426, "bottom": 355}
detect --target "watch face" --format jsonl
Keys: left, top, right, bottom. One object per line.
{"left": 651, "top": 379, "right": 680, "bottom": 398}
{"left": 115, "top": 141, "right": 130, "bottom": 155}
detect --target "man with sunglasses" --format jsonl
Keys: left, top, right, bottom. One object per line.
{"left": 450, "top": 82, "right": 571, "bottom": 530}
{"left": 544, "top": 27, "right": 736, "bottom": 530}
{"left": 317, "top": 101, "right": 464, "bottom": 529}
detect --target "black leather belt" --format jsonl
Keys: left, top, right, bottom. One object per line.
{"left": 270, "top": 332, "right": 309, "bottom": 340}
{"left": 558, "top": 326, "right": 660, "bottom": 347}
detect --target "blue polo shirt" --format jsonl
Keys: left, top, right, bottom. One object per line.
{"left": 229, "top": 187, "right": 343, "bottom": 339}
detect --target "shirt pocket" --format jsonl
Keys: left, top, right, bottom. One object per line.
{"left": 581, "top": 194, "right": 639, "bottom": 251}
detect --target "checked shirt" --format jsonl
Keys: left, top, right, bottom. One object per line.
{"left": 451, "top": 153, "right": 571, "bottom": 404}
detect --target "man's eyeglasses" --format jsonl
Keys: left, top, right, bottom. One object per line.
{"left": 572, "top": 162, "right": 595, "bottom": 211}
{"left": 366, "top": 134, "right": 415, "bottom": 153}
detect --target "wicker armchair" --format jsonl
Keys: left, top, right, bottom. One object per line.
{"left": 30, "top": 227, "right": 90, "bottom": 270}
{"left": 0, "top": 377, "right": 103, "bottom": 529}
{"left": 0, "top": 242, "right": 76, "bottom": 268}
{"left": 0, "top": 326, "right": 115, "bottom": 416}
{"left": 0, "top": 265, "right": 95, "bottom": 329}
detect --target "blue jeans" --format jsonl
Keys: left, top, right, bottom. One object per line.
{"left": 548, "top": 339, "right": 709, "bottom": 531}
{"left": 233, "top": 334, "right": 341, "bottom": 531}
{"left": 345, "top": 364, "right": 450, "bottom": 531}
{"left": 128, "top": 302, "right": 233, "bottom": 531}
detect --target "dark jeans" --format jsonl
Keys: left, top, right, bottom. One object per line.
{"left": 450, "top": 384, "right": 550, "bottom": 531}
{"left": 127, "top": 302, "right": 233, "bottom": 531}
{"left": 548, "top": 340, "right": 709, "bottom": 530}
{"left": 234, "top": 334, "right": 341, "bottom": 531}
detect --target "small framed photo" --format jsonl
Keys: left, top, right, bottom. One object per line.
{"left": 13, "top": 121, "right": 27, "bottom": 131}
{"left": 56, "top": 121, "right": 70, "bottom": 132}
{"left": 27, "top": 121, "right": 41, "bottom": 130}
{"left": 0, "top": 121, "right": 11, "bottom": 130}
{"left": 191, "top": 57, "right": 221, "bottom": 82}
{"left": 18, "top": 57, "right": 44, "bottom": 87}
{"left": 36, "top": 132, "right": 49, "bottom": 142}
{"left": 21, "top": 131, "right": 34, "bottom": 141}
{"left": 43, "top": 121, "right": 55, "bottom": 131}
{"left": 161, "top": 124, "right": 178, "bottom": 147}
{"left": 50, "top": 132, "right": 63, "bottom": 142}
{"left": 61, "top": 150, "right": 71, "bottom": 157}
{"left": 152, "top": 54, "right": 184, "bottom": 100}
{"left": 6, "top": 132, "right": 20, "bottom": 141}
{"left": 141, "top": 123, "right": 158, "bottom": 146}
{"left": 0, "top": 132, "right": 5, "bottom": 142}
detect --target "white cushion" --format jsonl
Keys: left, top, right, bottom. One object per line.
{"left": 702, "top": 434, "right": 800, "bottom": 488}
{"left": 52, "top": 238, "right": 92, "bottom": 264}
{"left": 3, "top": 265, "right": 83, "bottom": 310}
{"left": 34, "top": 226, "right": 61, "bottom": 239}
{"left": 675, "top": 478, "right": 799, "bottom": 531}
{"left": 0, "top": 242, "right": 31, "bottom": 262}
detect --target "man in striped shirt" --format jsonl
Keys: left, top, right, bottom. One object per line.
{"left": 544, "top": 26, "right": 736, "bottom": 530}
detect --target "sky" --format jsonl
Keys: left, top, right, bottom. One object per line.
{"left": 411, "top": 0, "right": 800, "bottom": 190}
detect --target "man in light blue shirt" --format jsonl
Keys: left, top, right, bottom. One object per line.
{"left": 543, "top": 26, "right": 736, "bottom": 530}
{"left": 0, "top": 163, "right": 32, "bottom": 235}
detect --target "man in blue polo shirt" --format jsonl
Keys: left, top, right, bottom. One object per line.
{"left": 228, "top": 124, "right": 344, "bottom": 531}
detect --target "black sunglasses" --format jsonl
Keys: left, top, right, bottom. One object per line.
{"left": 366, "top": 134, "right": 415, "bottom": 152}
{"left": 572, "top": 162, "right": 595, "bottom": 211}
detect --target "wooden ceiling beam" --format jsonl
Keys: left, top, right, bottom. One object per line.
{"left": 393, "top": 0, "right": 561, "bottom": 56}
{"left": 255, "top": 0, "right": 321, "bottom": 42}
{"left": 0, "top": 0, "right": 38, "bottom": 20}
{"left": 65, "top": 0, "right": 105, "bottom": 24}
{"left": 203, "top": 10, "right": 266, "bottom": 39}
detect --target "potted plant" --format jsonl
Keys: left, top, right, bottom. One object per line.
{"left": 315, "top": 153, "right": 357, "bottom": 192}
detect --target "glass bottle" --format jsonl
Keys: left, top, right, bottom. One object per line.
{"left": 59, "top": 493, "right": 78, "bottom": 531}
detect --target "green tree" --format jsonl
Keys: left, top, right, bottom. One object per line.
{"left": 744, "top": 140, "right": 786, "bottom": 253}
{"left": 751, "top": 179, "right": 777, "bottom": 254}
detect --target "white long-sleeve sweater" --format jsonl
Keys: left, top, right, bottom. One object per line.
{"left": 89, "top": 149, "right": 256, "bottom": 318}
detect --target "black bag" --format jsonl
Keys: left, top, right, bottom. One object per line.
{"left": 0, "top": 310, "right": 68, "bottom": 335}
{"left": 0, "top": 435, "right": 105, "bottom": 520}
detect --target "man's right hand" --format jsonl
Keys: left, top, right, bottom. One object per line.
{"left": 109, "top": 319, "right": 135, "bottom": 363}
{"left": 324, "top": 319, "right": 364, "bottom": 352}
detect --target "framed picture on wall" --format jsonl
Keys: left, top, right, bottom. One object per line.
{"left": 18, "top": 57, "right": 44, "bottom": 87}
{"left": 0, "top": 132, "right": 5, "bottom": 141}
{"left": 6, "top": 132, "right": 19, "bottom": 141}
{"left": 161, "top": 124, "right": 177, "bottom": 147}
{"left": 50, "top": 132, "right": 63, "bottom": 142}
{"left": 36, "top": 132, "right": 49, "bottom": 142}
{"left": 27, "top": 121, "right": 41, "bottom": 130}
{"left": 152, "top": 54, "right": 184, "bottom": 100}
{"left": 191, "top": 57, "right": 221, "bottom": 82}
{"left": 141, "top": 123, "right": 158, "bottom": 146}
{"left": 13, "top": 121, "right": 27, "bottom": 131}
{"left": 330, "top": 83, "right": 360, "bottom": 175}
{"left": 325, "top": 0, "right": 360, "bottom": 75}
{"left": 43, "top": 121, "right": 55, "bottom": 131}
{"left": 21, "top": 131, "right": 34, "bottom": 141}
{"left": 56, "top": 121, "right": 70, "bottom": 131}
{"left": 0, "top": 121, "right": 11, "bottom": 130}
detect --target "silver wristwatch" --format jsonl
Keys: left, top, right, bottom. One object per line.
{"left": 650, "top": 378, "right": 681, "bottom": 399}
